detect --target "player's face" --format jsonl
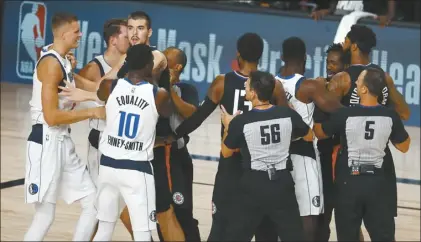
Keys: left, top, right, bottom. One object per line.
{"left": 127, "top": 19, "right": 151, "bottom": 46}
{"left": 356, "top": 70, "right": 367, "bottom": 96}
{"left": 115, "top": 25, "right": 130, "bottom": 54}
{"left": 326, "top": 51, "right": 344, "bottom": 78}
{"left": 63, "top": 21, "right": 82, "bottom": 49}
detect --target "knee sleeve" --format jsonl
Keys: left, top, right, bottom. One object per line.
{"left": 93, "top": 221, "right": 116, "bottom": 241}
{"left": 73, "top": 193, "right": 98, "bottom": 241}
{"left": 24, "top": 202, "right": 56, "bottom": 241}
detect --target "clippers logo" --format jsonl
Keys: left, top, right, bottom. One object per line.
{"left": 16, "top": 1, "right": 47, "bottom": 79}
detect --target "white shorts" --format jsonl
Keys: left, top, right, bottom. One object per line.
{"left": 25, "top": 124, "right": 96, "bottom": 204}
{"left": 96, "top": 160, "right": 156, "bottom": 232}
{"left": 88, "top": 129, "right": 127, "bottom": 213}
{"left": 290, "top": 154, "right": 324, "bottom": 216}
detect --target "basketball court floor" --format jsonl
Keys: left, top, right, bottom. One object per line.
{"left": 1, "top": 82, "right": 420, "bottom": 241}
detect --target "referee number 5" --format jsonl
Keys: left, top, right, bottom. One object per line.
{"left": 260, "top": 124, "right": 281, "bottom": 145}
{"left": 364, "top": 121, "right": 375, "bottom": 140}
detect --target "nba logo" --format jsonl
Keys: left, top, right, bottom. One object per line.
{"left": 16, "top": 1, "right": 47, "bottom": 79}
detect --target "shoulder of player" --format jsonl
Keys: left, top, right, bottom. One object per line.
{"left": 79, "top": 61, "right": 100, "bottom": 76}
{"left": 37, "top": 56, "right": 64, "bottom": 81}
{"left": 152, "top": 50, "right": 167, "bottom": 65}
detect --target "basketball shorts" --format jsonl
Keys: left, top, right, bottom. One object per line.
{"left": 88, "top": 128, "right": 126, "bottom": 213}
{"left": 290, "top": 154, "right": 324, "bottom": 216}
{"left": 151, "top": 145, "right": 173, "bottom": 213}
{"left": 96, "top": 155, "right": 156, "bottom": 232}
{"left": 25, "top": 124, "right": 95, "bottom": 204}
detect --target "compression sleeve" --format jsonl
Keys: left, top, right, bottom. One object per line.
{"left": 174, "top": 96, "right": 218, "bottom": 139}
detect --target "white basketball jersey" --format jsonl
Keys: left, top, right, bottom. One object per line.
{"left": 89, "top": 55, "right": 112, "bottom": 131}
{"left": 29, "top": 46, "right": 76, "bottom": 128}
{"left": 275, "top": 74, "right": 315, "bottom": 128}
{"left": 99, "top": 79, "right": 159, "bottom": 161}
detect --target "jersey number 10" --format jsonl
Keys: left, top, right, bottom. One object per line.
{"left": 118, "top": 111, "right": 140, "bottom": 139}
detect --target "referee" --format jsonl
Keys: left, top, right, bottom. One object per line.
{"left": 220, "top": 71, "right": 312, "bottom": 241}
{"left": 314, "top": 67, "right": 411, "bottom": 241}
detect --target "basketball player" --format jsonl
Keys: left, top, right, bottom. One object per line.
{"left": 275, "top": 37, "right": 343, "bottom": 241}
{"left": 92, "top": 44, "right": 171, "bottom": 242}
{"left": 315, "top": 43, "right": 350, "bottom": 242}
{"left": 324, "top": 25, "right": 410, "bottom": 223}
{"left": 314, "top": 67, "right": 410, "bottom": 241}
{"left": 174, "top": 33, "right": 288, "bottom": 241}
{"left": 101, "top": 11, "right": 167, "bottom": 85}
{"left": 77, "top": 18, "right": 133, "bottom": 238}
{"left": 161, "top": 47, "right": 201, "bottom": 241}
{"left": 24, "top": 12, "right": 104, "bottom": 241}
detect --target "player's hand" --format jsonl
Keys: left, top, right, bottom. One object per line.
{"left": 66, "top": 52, "right": 77, "bottom": 70}
{"left": 376, "top": 15, "right": 392, "bottom": 28}
{"left": 169, "top": 68, "right": 179, "bottom": 85}
{"left": 220, "top": 105, "right": 240, "bottom": 129}
{"left": 92, "top": 106, "right": 106, "bottom": 120}
{"left": 310, "top": 9, "right": 330, "bottom": 21}
{"left": 59, "top": 80, "right": 95, "bottom": 102}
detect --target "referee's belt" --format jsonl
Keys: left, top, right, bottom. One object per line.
{"left": 349, "top": 163, "right": 382, "bottom": 176}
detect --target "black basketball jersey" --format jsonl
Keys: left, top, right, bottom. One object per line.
{"left": 342, "top": 63, "right": 389, "bottom": 107}
{"left": 219, "top": 71, "right": 251, "bottom": 137}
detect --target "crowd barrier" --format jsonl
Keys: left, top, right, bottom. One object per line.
{"left": 1, "top": 0, "right": 419, "bottom": 126}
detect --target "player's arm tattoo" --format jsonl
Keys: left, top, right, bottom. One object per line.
{"left": 272, "top": 81, "right": 289, "bottom": 107}
{"left": 385, "top": 73, "right": 410, "bottom": 120}
{"left": 39, "top": 57, "right": 100, "bottom": 126}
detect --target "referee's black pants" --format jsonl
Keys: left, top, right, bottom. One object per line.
{"left": 224, "top": 169, "right": 305, "bottom": 241}
{"left": 208, "top": 154, "right": 278, "bottom": 241}
{"left": 334, "top": 158, "right": 395, "bottom": 241}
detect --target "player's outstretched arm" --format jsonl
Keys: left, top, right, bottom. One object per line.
{"left": 152, "top": 50, "right": 168, "bottom": 84}
{"left": 174, "top": 74, "right": 225, "bottom": 138}
{"left": 327, "top": 72, "right": 350, "bottom": 100}
{"left": 299, "top": 79, "right": 343, "bottom": 113}
{"left": 75, "top": 61, "right": 103, "bottom": 92}
{"left": 39, "top": 57, "right": 105, "bottom": 126}
{"left": 385, "top": 73, "right": 410, "bottom": 120}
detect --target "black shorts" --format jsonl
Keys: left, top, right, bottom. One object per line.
{"left": 151, "top": 146, "right": 172, "bottom": 213}
{"left": 212, "top": 153, "right": 243, "bottom": 215}
{"left": 152, "top": 144, "right": 196, "bottom": 213}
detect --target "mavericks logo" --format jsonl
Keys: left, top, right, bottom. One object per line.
{"left": 16, "top": 1, "right": 47, "bottom": 79}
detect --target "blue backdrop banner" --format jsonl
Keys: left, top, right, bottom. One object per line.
{"left": 2, "top": 1, "right": 419, "bottom": 126}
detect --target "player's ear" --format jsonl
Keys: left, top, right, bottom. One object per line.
{"left": 175, "top": 64, "right": 183, "bottom": 73}
{"left": 148, "top": 28, "right": 153, "bottom": 38}
{"left": 351, "top": 43, "right": 358, "bottom": 52}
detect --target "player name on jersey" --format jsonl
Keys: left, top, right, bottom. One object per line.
{"left": 107, "top": 135, "right": 144, "bottom": 151}
{"left": 116, "top": 94, "right": 150, "bottom": 109}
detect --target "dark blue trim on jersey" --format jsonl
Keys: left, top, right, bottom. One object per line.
{"left": 100, "top": 154, "right": 153, "bottom": 175}
{"left": 276, "top": 74, "right": 296, "bottom": 80}
{"left": 27, "top": 124, "right": 43, "bottom": 145}
{"left": 110, "top": 79, "right": 119, "bottom": 94}
{"left": 251, "top": 105, "right": 276, "bottom": 112}
{"left": 36, "top": 53, "right": 67, "bottom": 92}
{"left": 123, "top": 78, "right": 148, "bottom": 86}
{"left": 153, "top": 85, "right": 158, "bottom": 97}
{"left": 295, "top": 77, "right": 306, "bottom": 97}
{"left": 91, "top": 58, "right": 105, "bottom": 77}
